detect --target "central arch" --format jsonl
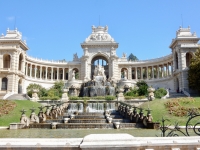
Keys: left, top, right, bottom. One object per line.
{"left": 91, "top": 55, "right": 109, "bottom": 79}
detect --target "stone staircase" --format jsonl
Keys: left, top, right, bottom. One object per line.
{"left": 6, "top": 94, "right": 27, "bottom": 100}
{"left": 168, "top": 92, "right": 187, "bottom": 99}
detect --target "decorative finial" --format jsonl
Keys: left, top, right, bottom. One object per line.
{"left": 7, "top": 28, "right": 9, "bottom": 32}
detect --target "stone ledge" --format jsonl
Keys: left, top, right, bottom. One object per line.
{"left": 0, "top": 135, "right": 200, "bottom": 150}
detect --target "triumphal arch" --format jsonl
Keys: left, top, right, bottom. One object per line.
{"left": 0, "top": 25, "right": 199, "bottom": 98}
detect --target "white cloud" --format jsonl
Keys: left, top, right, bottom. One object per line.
{"left": 7, "top": 16, "right": 15, "bottom": 21}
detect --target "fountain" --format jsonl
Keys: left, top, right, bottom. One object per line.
{"left": 82, "top": 64, "right": 115, "bottom": 97}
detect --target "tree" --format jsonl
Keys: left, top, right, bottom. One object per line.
{"left": 128, "top": 53, "right": 139, "bottom": 61}
{"left": 51, "top": 81, "right": 64, "bottom": 97}
{"left": 188, "top": 48, "right": 200, "bottom": 94}
{"left": 136, "top": 80, "right": 148, "bottom": 96}
{"left": 26, "top": 83, "right": 44, "bottom": 98}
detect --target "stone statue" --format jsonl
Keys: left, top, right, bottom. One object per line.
{"left": 38, "top": 106, "right": 46, "bottom": 123}
{"left": 93, "top": 64, "right": 106, "bottom": 81}
{"left": 20, "top": 109, "right": 30, "bottom": 127}
{"left": 123, "top": 70, "right": 127, "bottom": 80}
{"left": 122, "top": 53, "right": 126, "bottom": 58}
{"left": 30, "top": 107, "right": 39, "bottom": 123}
{"left": 72, "top": 70, "right": 75, "bottom": 80}
{"left": 73, "top": 53, "right": 78, "bottom": 61}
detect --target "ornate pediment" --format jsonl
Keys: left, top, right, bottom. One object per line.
{"left": 84, "top": 26, "right": 115, "bottom": 43}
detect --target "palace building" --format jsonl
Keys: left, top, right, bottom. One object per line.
{"left": 0, "top": 25, "right": 199, "bottom": 98}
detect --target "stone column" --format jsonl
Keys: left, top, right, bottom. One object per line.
{"left": 26, "top": 63, "right": 28, "bottom": 76}
{"left": 171, "top": 62, "right": 173, "bottom": 75}
{"left": 34, "top": 65, "right": 37, "bottom": 78}
{"left": 146, "top": 67, "right": 148, "bottom": 80}
{"left": 30, "top": 64, "right": 32, "bottom": 77}
{"left": 152, "top": 66, "right": 154, "bottom": 79}
{"left": 135, "top": 67, "right": 137, "bottom": 80}
{"left": 128, "top": 67, "right": 131, "bottom": 80}
{"left": 63, "top": 68, "right": 65, "bottom": 80}
{"left": 45, "top": 67, "right": 48, "bottom": 80}
{"left": 141, "top": 67, "right": 143, "bottom": 79}
{"left": 166, "top": 63, "right": 169, "bottom": 77}
{"left": 85, "top": 59, "right": 88, "bottom": 80}
{"left": 51, "top": 67, "right": 53, "bottom": 80}
{"left": 21, "top": 60, "right": 25, "bottom": 73}
{"left": 157, "top": 65, "right": 160, "bottom": 78}
{"left": 40, "top": 66, "right": 42, "bottom": 79}
{"left": 161, "top": 65, "right": 164, "bottom": 78}
{"left": 57, "top": 68, "right": 59, "bottom": 80}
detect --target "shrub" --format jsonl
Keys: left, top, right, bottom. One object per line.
{"left": 50, "top": 96, "right": 60, "bottom": 100}
{"left": 82, "top": 97, "right": 90, "bottom": 100}
{"left": 40, "top": 97, "right": 51, "bottom": 100}
{"left": 124, "top": 96, "right": 146, "bottom": 100}
{"left": 47, "top": 89, "right": 59, "bottom": 97}
{"left": 105, "top": 96, "right": 115, "bottom": 100}
{"left": 69, "top": 96, "right": 80, "bottom": 100}
{"left": 136, "top": 81, "right": 148, "bottom": 96}
{"left": 154, "top": 88, "right": 167, "bottom": 99}
{"left": 124, "top": 88, "right": 138, "bottom": 96}
{"left": 52, "top": 81, "right": 64, "bottom": 98}
{"left": 92, "top": 96, "right": 105, "bottom": 100}
{"left": 26, "top": 83, "right": 43, "bottom": 98}
{"left": 137, "top": 85, "right": 148, "bottom": 96}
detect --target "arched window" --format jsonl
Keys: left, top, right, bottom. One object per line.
{"left": 186, "top": 53, "right": 193, "bottom": 67}
{"left": 1, "top": 77, "right": 8, "bottom": 91}
{"left": 3, "top": 54, "right": 11, "bottom": 68}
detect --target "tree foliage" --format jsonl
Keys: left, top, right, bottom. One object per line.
{"left": 50, "top": 81, "right": 64, "bottom": 98}
{"left": 188, "top": 48, "right": 200, "bottom": 93}
{"left": 128, "top": 53, "right": 139, "bottom": 61}
{"left": 136, "top": 80, "right": 148, "bottom": 96}
{"left": 26, "top": 81, "right": 64, "bottom": 98}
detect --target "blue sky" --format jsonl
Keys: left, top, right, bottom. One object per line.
{"left": 0, "top": 0, "right": 200, "bottom": 61}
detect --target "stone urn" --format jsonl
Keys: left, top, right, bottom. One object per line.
{"left": 64, "top": 118, "right": 70, "bottom": 123}
{"left": 147, "top": 87, "right": 155, "bottom": 101}
{"left": 51, "top": 122, "right": 57, "bottom": 129}
{"left": 113, "top": 122, "right": 120, "bottom": 129}
{"left": 70, "top": 114, "right": 75, "bottom": 119}
{"left": 105, "top": 113, "right": 110, "bottom": 118}
{"left": 107, "top": 117, "right": 112, "bottom": 123}
{"left": 32, "top": 89, "right": 39, "bottom": 101}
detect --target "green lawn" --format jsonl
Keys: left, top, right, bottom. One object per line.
{"left": 140, "top": 97, "right": 200, "bottom": 125}
{"left": 0, "top": 100, "right": 42, "bottom": 126}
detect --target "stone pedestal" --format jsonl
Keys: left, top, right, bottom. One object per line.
{"left": 51, "top": 122, "right": 57, "bottom": 129}
{"left": 61, "top": 89, "right": 69, "bottom": 102}
{"left": 147, "top": 87, "right": 155, "bottom": 100}
{"left": 113, "top": 122, "right": 120, "bottom": 129}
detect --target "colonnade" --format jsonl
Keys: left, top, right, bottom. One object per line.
{"left": 122, "top": 62, "right": 173, "bottom": 80}
{"left": 25, "top": 63, "right": 69, "bottom": 80}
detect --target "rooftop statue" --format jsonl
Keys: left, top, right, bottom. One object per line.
{"left": 85, "top": 25, "right": 115, "bottom": 42}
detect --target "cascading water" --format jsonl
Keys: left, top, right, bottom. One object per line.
{"left": 67, "top": 103, "right": 83, "bottom": 113}
{"left": 86, "top": 102, "right": 115, "bottom": 112}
